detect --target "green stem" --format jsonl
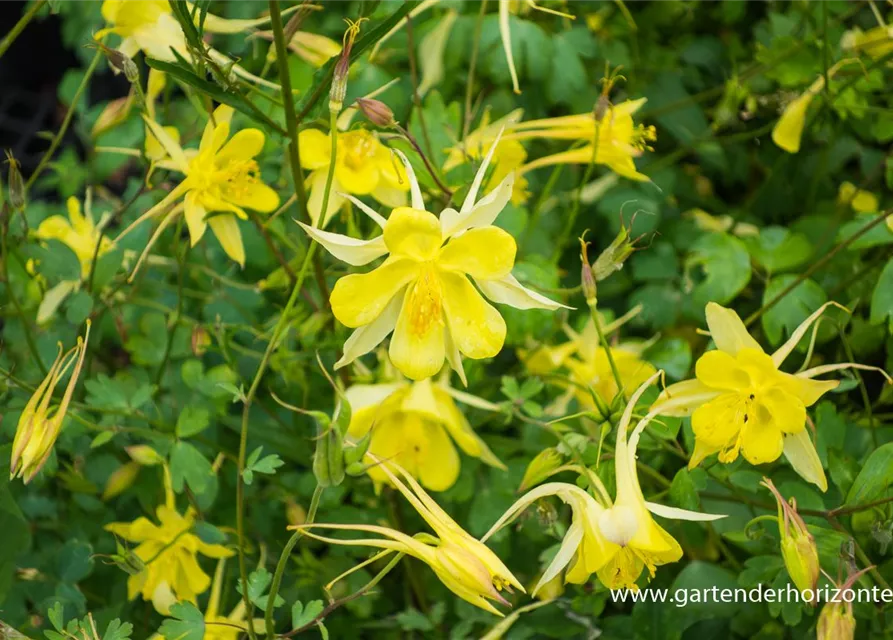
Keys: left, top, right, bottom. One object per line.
{"left": 587, "top": 300, "right": 626, "bottom": 403}
{"left": 154, "top": 217, "right": 187, "bottom": 387}
{"left": 0, "top": 0, "right": 46, "bottom": 61}
{"left": 264, "top": 485, "right": 323, "bottom": 639}
{"left": 26, "top": 49, "right": 102, "bottom": 193}
{"left": 269, "top": 0, "right": 309, "bottom": 223}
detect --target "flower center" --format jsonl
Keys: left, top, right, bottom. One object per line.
{"left": 340, "top": 131, "right": 378, "bottom": 171}
{"left": 188, "top": 154, "right": 260, "bottom": 196}
{"left": 598, "top": 505, "right": 638, "bottom": 547}
{"left": 406, "top": 268, "right": 443, "bottom": 337}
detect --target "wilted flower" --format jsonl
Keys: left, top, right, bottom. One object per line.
{"left": 297, "top": 127, "right": 409, "bottom": 227}
{"left": 761, "top": 477, "right": 819, "bottom": 598}
{"left": 485, "top": 373, "right": 726, "bottom": 591}
{"left": 345, "top": 375, "right": 505, "bottom": 492}
{"left": 509, "top": 99, "right": 656, "bottom": 181}
{"left": 5, "top": 149, "right": 25, "bottom": 211}
{"left": 116, "top": 105, "right": 279, "bottom": 273}
{"left": 652, "top": 302, "right": 892, "bottom": 490}
{"left": 300, "top": 137, "right": 566, "bottom": 382}
{"left": 11, "top": 322, "right": 91, "bottom": 483}
{"left": 355, "top": 98, "right": 396, "bottom": 128}
{"left": 294, "top": 460, "right": 524, "bottom": 615}
{"left": 105, "top": 473, "right": 233, "bottom": 614}
{"left": 329, "top": 18, "right": 365, "bottom": 114}
{"left": 36, "top": 196, "right": 113, "bottom": 277}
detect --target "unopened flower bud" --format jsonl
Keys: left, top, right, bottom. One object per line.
{"left": 762, "top": 478, "right": 820, "bottom": 599}
{"left": 519, "top": 448, "right": 564, "bottom": 492}
{"left": 126, "top": 444, "right": 163, "bottom": 466}
{"left": 579, "top": 238, "right": 597, "bottom": 306}
{"left": 191, "top": 325, "right": 211, "bottom": 356}
{"left": 817, "top": 601, "right": 855, "bottom": 640}
{"left": 96, "top": 42, "right": 139, "bottom": 83}
{"left": 329, "top": 18, "right": 365, "bottom": 114}
{"left": 102, "top": 461, "right": 141, "bottom": 500}
{"left": 5, "top": 150, "right": 25, "bottom": 212}
{"left": 285, "top": 498, "right": 306, "bottom": 527}
{"left": 355, "top": 98, "right": 395, "bottom": 128}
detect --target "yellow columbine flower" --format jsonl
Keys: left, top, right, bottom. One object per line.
{"left": 300, "top": 139, "right": 566, "bottom": 383}
{"left": 118, "top": 105, "right": 279, "bottom": 272}
{"left": 297, "top": 127, "right": 410, "bottom": 227}
{"left": 105, "top": 471, "right": 234, "bottom": 614}
{"left": 11, "top": 323, "right": 91, "bottom": 483}
{"left": 36, "top": 196, "right": 113, "bottom": 277}
{"left": 345, "top": 375, "right": 505, "bottom": 492}
{"left": 841, "top": 24, "right": 893, "bottom": 60}
{"left": 444, "top": 109, "right": 530, "bottom": 205}
{"left": 652, "top": 302, "right": 892, "bottom": 490}
{"left": 484, "top": 373, "right": 725, "bottom": 591}
{"left": 293, "top": 460, "right": 524, "bottom": 615}
{"left": 509, "top": 99, "right": 656, "bottom": 181}
{"left": 96, "top": 0, "right": 287, "bottom": 89}
{"left": 761, "top": 477, "right": 819, "bottom": 598}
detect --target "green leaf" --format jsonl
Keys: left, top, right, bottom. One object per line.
{"left": 169, "top": 441, "right": 213, "bottom": 495}
{"left": 292, "top": 600, "right": 324, "bottom": 630}
{"left": 0, "top": 445, "right": 31, "bottom": 602}
{"left": 686, "top": 233, "right": 751, "bottom": 307}
{"left": 845, "top": 442, "right": 893, "bottom": 507}
{"left": 158, "top": 602, "right": 205, "bottom": 640}
{"left": 870, "top": 257, "right": 893, "bottom": 331}
{"left": 743, "top": 226, "right": 812, "bottom": 273}
{"left": 236, "top": 567, "right": 285, "bottom": 609}
{"left": 760, "top": 276, "right": 827, "bottom": 348}
{"left": 176, "top": 406, "right": 211, "bottom": 438}
{"left": 669, "top": 468, "right": 700, "bottom": 511}
{"left": 102, "top": 619, "right": 134, "bottom": 640}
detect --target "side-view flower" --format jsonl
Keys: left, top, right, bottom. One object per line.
{"left": 484, "top": 372, "right": 726, "bottom": 592}
{"left": 293, "top": 459, "right": 524, "bottom": 616}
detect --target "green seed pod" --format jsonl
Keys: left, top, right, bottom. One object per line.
{"left": 344, "top": 428, "right": 372, "bottom": 467}
{"left": 312, "top": 414, "right": 344, "bottom": 488}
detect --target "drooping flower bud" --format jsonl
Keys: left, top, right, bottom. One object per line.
{"left": 329, "top": 18, "right": 365, "bottom": 114}
{"left": 11, "top": 322, "right": 91, "bottom": 483}
{"left": 355, "top": 97, "right": 395, "bottom": 128}
{"left": 109, "top": 540, "right": 147, "bottom": 576}
{"left": 126, "top": 444, "right": 164, "bottom": 466}
{"left": 94, "top": 41, "right": 140, "bottom": 84}
{"left": 102, "top": 461, "right": 141, "bottom": 500}
{"left": 579, "top": 238, "right": 597, "bottom": 306}
{"left": 191, "top": 325, "right": 211, "bottom": 356}
{"left": 817, "top": 600, "right": 855, "bottom": 640}
{"left": 762, "top": 478, "right": 820, "bottom": 599}
{"left": 5, "top": 150, "right": 26, "bottom": 212}
{"left": 519, "top": 447, "right": 564, "bottom": 492}
{"left": 285, "top": 498, "right": 306, "bottom": 527}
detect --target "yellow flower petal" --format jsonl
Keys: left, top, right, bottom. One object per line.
{"left": 437, "top": 227, "right": 516, "bottom": 280}
{"left": 691, "top": 394, "right": 743, "bottom": 449}
{"left": 298, "top": 129, "right": 332, "bottom": 170}
{"left": 208, "top": 214, "right": 245, "bottom": 266}
{"left": 783, "top": 429, "right": 828, "bottom": 492}
{"left": 217, "top": 128, "right": 265, "bottom": 162}
{"left": 740, "top": 417, "right": 785, "bottom": 465}
{"left": 772, "top": 91, "right": 814, "bottom": 154}
{"left": 694, "top": 350, "right": 752, "bottom": 391}
{"left": 704, "top": 302, "right": 763, "bottom": 355}
{"left": 759, "top": 386, "right": 806, "bottom": 434}
{"left": 223, "top": 181, "right": 280, "bottom": 213}
{"left": 306, "top": 172, "right": 345, "bottom": 227}
{"left": 384, "top": 207, "right": 443, "bottom": 260}
{"left": 335, "top": 157, "right": 380, "bottom": 195}
{"left": 330, "top": 258, "right": 419, "bottom": 328}
{"left": 184, "top": 192, "right": 208, "bottom": 246}
{"left": 440, "top": 271, "right": 506, "bottom": 360}
{"left": 389, "top": 276, "right": 447, "bottom": 381}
